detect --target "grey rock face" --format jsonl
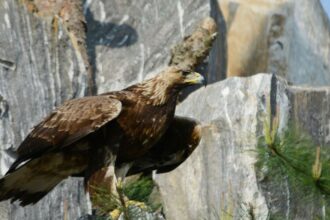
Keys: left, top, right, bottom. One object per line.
{"left": 155, "top": 74, "right": 330, "bottom": 220}
{"left": 284, "top": 0, "right": 330, "bottom": 86}
{"left": 86, "top": 0, "right": 330, "bottom": 91}
{"left": 213, "top": 0, "right": 330, "bottom": 85}
{"left": 0, "top": 0, "right": 90, "bottom": 219}
{"left": 156, "top": 75, "right": 272, "bottom": 220}
{"left": 84, "top": 0, "right": 211, "bottom": 93}
{"left": 288, "top": 86, "right": 330, "bottom": 146}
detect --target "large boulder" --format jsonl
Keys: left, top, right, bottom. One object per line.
{"left": 155, "top": 74, "right": 330, "bottom": 220}
{"left": 156, "top": 74, "right": 273, "bottom": 220}
{"left": 214, "top": 0, "right": 330, "bottom": 86}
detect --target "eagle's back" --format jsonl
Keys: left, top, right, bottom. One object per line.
{"left": 110, "top": 90, "right": 178, "bottom": 162}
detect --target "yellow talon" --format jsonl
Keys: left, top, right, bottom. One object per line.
{"left": 126, "top": 200, "right": 148, "bottom": 210}
{"left": 109, "top": 209, "right": 121, "bottom": 220}
{"left": 108, "top": 200, "right": 148, "bottom": 219}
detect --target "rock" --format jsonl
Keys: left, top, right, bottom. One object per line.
{"left": 116, "top": 206, "right": 165, "bottom": 220}
{"left": 289, "top": 86, "right": 330, "bottom": 146}
{"left": 89, "top": 0, "right": 330, "bottom": 93}
{"left": 84, "top": 0, "right": 211, "bottom": 93}
{"left": 155, "top": 74, "right": 272, "bottom": 220}
{"left": 215, "top": 0, "right": 330, "bottom": 86}
{"left": 0, "top": 0, "right": 90, "bottom": 219}
{"left": 155, "top": 74, "right": 330, "bottom": 220}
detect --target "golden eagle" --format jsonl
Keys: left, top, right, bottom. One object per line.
{"left": 0, "top": 66, "right": 204, "bottom": 206}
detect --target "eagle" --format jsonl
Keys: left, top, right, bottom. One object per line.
{"left": 0, "top": 66, "right": 204, "bottom": 206}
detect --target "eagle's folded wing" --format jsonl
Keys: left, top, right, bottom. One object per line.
{"left": 126, "top": 116, "right": 202, "bottom": 176}
{"left": 8, "top": 95, "right": 122, "bottom": 173}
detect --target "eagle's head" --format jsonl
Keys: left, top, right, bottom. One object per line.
{"left": 164, "top": 66, "right": 206, "bottom": 88}
{"left": 133, "top": 66, "right": 206, "bottom": 105}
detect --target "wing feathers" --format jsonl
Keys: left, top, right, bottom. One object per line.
{"left": 10, "top": 96, "right": 122, "bottom": 173}
{"left": 126, "top": 116, "right": 202, "bottom": 176}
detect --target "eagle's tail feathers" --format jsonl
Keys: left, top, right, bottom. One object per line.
{"left": 0, "top": 163, "right": 63, "bottom": 206}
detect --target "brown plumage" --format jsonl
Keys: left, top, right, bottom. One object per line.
{"left": 0, "top": 66, "right": 204, "bottom": 206}
{"left": 127, "top": 116, "right": 202, "bottom": 175}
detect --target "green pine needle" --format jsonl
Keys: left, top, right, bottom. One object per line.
{"left": 256, "top": 121, "right": 330, "bottom": 217}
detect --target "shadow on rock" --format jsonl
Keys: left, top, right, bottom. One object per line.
{"left": 85, "top": 7, "right": 138, "bottom": 74}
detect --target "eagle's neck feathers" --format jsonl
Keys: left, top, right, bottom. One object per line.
{"left": 127, "top": 74, "right": 180, "bottom": 106}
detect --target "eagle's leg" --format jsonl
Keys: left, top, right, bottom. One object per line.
{"left": 99, "top": 162, "right": 131, "bottom": 220}
{"left": 115, "top": 162, "right": 133, "bottom": 184}
{"left": 115, "top": 162, "right": 149, "bottom": 213}
{"left": 114, "top": 162, "right": 133, "bottom": 203}
{"left": 85, "top": 145, "right": 118, "bottom": 216}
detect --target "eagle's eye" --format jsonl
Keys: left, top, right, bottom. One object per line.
{"left": 182, "top": 70, "right": 191, "bottom": 76}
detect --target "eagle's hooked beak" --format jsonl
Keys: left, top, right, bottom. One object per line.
{"left": 185, "top": 72, "right": 207, "bottom": 87}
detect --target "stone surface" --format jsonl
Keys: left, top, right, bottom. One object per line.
{"left": 155, "top": 74, "right": 330, "bottom": 220}
{"left": 156, "top": 74, "right": 272, "bottom": 220}
{"left": 0, "top": 0, "right": 90, "bottom": 219}
{"left": 289, "top": 86, "right": 330, "bottom": 146}
{"left": 216, "top": 0, "right": 330, "bottom": 86}
{"left": 84, "top": 0, "right": 211, "bottom": 93}
{"left": 259, "top": 83, "right": 330, "bottom": 220}
{"left": 86, "top": 0, "right": 330, "bottom": 92}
